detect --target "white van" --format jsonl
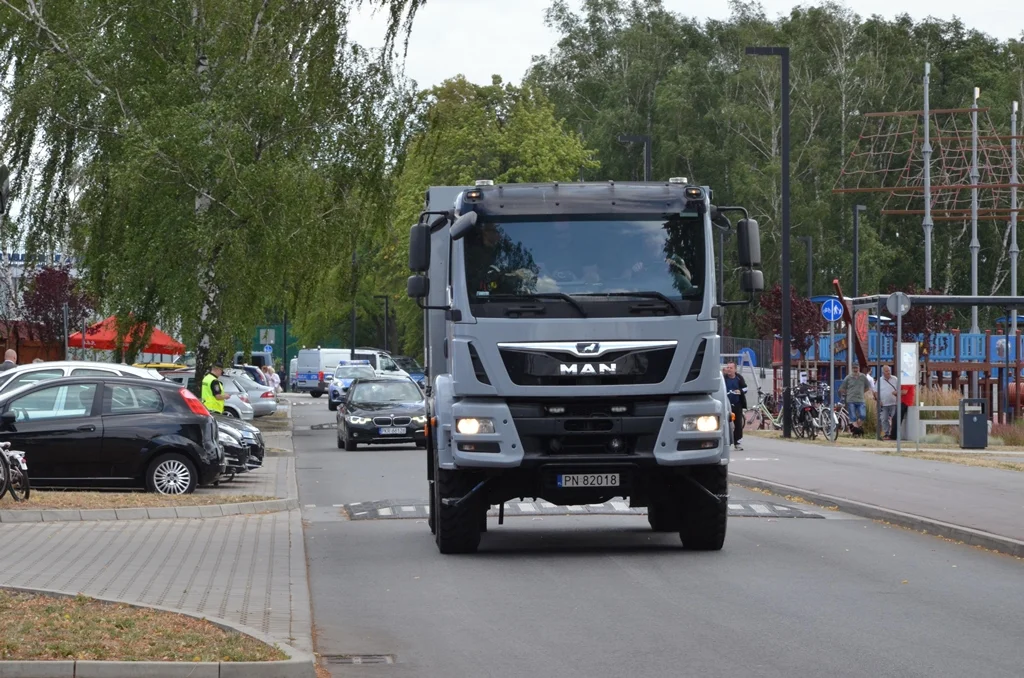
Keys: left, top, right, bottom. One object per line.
{"left": 296, "top": 348, "right": 351, "bottom": 397}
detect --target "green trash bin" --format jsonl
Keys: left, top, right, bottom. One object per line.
{"left": 959, "top": 398, "right": 988, "bottom": 449}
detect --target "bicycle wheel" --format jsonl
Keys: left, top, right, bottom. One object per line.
{"left": 0, "top": 453, "right": 10, "bottom": 500}
{"left": 5, "top": 454, "right": 29, "bottom": 501}
{"left": 744, "top": 408, "right": 762, "bottom": 429}
{"left": 819, "top": 410, "right": 838, "bottom": 442}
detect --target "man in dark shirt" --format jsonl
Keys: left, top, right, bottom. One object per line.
{"left": 0, "top": 349, "right": 16, "bottom": 372}
{"left": 722, "top": 362, "right": 748, "bottom": 450}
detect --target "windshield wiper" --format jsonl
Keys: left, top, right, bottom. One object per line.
{"left": 485, "top": 293, "right": 587, "bottom": 318}
{"left": 575, "top": 291, "right": 681, "bottom": 315}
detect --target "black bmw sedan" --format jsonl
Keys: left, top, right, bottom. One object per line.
{"left": 336, "top": 377, "right": 427, "bottom": 450}
{"left": 0, "top": 376, "right": 224, "bottom": 493}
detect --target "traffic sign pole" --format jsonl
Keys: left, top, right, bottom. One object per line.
{"left": 829, "top": 320, "right": 835, "bottom": 413}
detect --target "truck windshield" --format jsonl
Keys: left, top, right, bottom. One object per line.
{"left": 462, "top": 216, "right": 706, "bottom": 316}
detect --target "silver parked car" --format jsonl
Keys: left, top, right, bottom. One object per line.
{"left": 224, "top": 368, "right": 278, "bottom": 417}
{"left": 0, "top": 360, "right": 165, "bottom": 395}
{"left": 161, "top": 370, "right": 255, "bottom": 421}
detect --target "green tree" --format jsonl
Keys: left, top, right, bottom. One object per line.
{"left": 352, "top": 75, "right": 599, "bottom": 357}
{"left": 0, "top": 0, "right": 423, "bottom": 380}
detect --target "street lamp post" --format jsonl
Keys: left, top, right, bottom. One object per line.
{"left": 746, "top": 45, "right": 792, "bottom": 437}
{"left": 853, "top": 204, "right": 866, "bottom": 297}
{"left": 373, "top": 294, "right": 390, "bottom": 353}
{"left": 617, "top": 134, "right": 652, "bottom": 182}
{"left": 799, "top": 236, "right": 812, "bottom": 297}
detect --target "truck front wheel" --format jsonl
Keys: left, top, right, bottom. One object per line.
{"left": 647, "top": 500, "right": 682, "bottom": 532}
{"left": 434, "top": 466, "right": 482, "bottom": 554}
{"left": 679, "top": 465, "right": 728, "bottom": 551}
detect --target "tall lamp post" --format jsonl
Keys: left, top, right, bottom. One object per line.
{"left": 617, "top": 134, "right": 652, "bottom": 182}
{"left": 746, "top": 45, "right": 792, "bottom": 437}
{"left": 799, "top": 236, "right": 812, "bottom": 297}
{"left": 373, "top": 294, "right": 390, "bottom": 353}
{"left": 853, "top": 204, "right": 866, "bottom": 297}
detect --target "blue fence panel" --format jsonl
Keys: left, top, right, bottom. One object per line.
{"left": 960, "top": 334, "right": 986, "bottom": 361}
{"left": 929, "top": 333, "right": 956, "bottom": 361}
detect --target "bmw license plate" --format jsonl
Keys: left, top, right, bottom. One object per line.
{"left": 379, "top": 427, "right": 406, "bottom": 435}
{"left": 557, "top": 473, "right": 619, "bottom": 488}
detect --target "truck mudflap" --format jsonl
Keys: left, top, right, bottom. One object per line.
{"left": 442, "top": 393, "right": 729, "bottom": 470}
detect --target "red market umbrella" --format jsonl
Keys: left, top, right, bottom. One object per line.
{"left": 68, "top": 316, "right": 185, "bottom": 355}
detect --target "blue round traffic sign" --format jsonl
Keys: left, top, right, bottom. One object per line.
{"left": 263, "top": 344, "right": 274, "bottom": 354}
{"left": 821, "top": 298, "right": 843, "bottom": 322}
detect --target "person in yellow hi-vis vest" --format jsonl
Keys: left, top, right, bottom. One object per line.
{"left": 201, "top": 360, "right": 228, "bottom": 414}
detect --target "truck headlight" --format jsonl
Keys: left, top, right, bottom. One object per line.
{"left": 456, "top": 418, "right": 495, "bottom": 435}
{"left": 347, "top": 415, "right": 373, "bottom": 425}
{"left": 681, "top": 415, "right": 719, "bottom": 432}
{"left": 411, "top": 415, "right": 427, "bottom": 425}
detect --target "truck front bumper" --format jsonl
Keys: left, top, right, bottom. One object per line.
{"left": 445, "top": 396, "right": 728, "bottom": 469}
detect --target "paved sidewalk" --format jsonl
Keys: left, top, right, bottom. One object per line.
{"left": 735, "top": 435, "right": 1024, "bottom": 544}
{"left": 0, "top": 416, "right": 315, "bottom": 662}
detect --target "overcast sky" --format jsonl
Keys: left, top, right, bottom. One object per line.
{"left": 348, "top": 0, "right": 1019, "bottom": 89}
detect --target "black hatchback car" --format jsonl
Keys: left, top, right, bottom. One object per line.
{"left": 0, "top": 376, "right": 224, "bottom": 494}
{"left": 336, "top": 377, "right": 427, "bottom": 450}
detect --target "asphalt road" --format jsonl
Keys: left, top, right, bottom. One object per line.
{"left": 290, "top": 394, "right": 1024, "bottom": 678}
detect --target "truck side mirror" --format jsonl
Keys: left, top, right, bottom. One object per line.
{"left": 737, "top": 218, "right": 761, "bottom": 267}
{"left": 407, "top": 275, "right": 429, "bottom": 299}
{"left": 409, "top": 223, "right": 430, "bottom": 272}
{"left": 741, "top": 269, "right": 765, "bottom": 293}
{"left": 449, "top": 210, "right": 478, "bottom": 241}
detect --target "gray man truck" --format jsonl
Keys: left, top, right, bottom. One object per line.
{"left": 406, "top": 179, "right": 763, "bottom": 553}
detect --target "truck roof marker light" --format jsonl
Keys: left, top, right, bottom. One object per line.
{"left": 475, "top": 179, "right": 494, "bottom": 186}
{"left": 669, "top": 177, "right": 688, "bottom": 184}
{"left": 684, "top": 186, "right": 704, "bottom": 199}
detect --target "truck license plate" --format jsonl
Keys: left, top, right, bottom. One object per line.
{"left": 379, "top": 427, "right": 406, "bottom": 435}
{"left": 557, "top": 473, "right": 619, "bottom": 488}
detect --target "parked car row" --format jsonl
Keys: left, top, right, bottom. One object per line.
{"left": 0, "top": 361, "right": 271, "bottom": 495}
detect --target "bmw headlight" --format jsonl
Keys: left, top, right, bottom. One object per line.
{"left": 347, "top": 415, "right": 373, "bottom": 425}
{"left": 681, "top": 415, "right": 719, "bottom": 432}
{"left": 411, "top": 415, "right": 427, "bottom": 425}
{"left": 456, "top": 418, "right": 495, "bottom": 435}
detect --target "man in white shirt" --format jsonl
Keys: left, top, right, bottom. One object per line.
{"left": 876, "top": 365, "right": 899, "bottom": 439}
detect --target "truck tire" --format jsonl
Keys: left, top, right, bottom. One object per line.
{"left": 679, "top": 465, "right": 728, "bottom": 551}
{"left": 647, "top": 500, "right": 682, "bottom": 532}
{"left": 479, "top": 507, "right": 489, "bottom": 533}
{"left": 434, "top": 466, "right": 482, "bottom": 554}
{"left": 428, "top": 479, "right": 436, "bottom": 534}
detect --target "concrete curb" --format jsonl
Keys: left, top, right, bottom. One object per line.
{"left": 0, "top": 586, "right": 316, "bottom": 677}
{"left": 731, "top": 473, "right": 1024, "bottom": 558}
{"left": 0, "top": 497, "right": 299, "bottom": 523}
{"left": 0, "top": 658, "right": 314, "bottom": 677}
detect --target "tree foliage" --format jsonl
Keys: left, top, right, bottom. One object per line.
{"left": 0, "top": 0, "right": 414, "bottom": 377}
{"left": 754, "top": 284, "right": 825, "bottom": 357}
{"left": 21, "top": 265, "right": 93, "bottom": 344}
{"left": 356, "top": 75, "right": 599, "bottom": 358}
{"left": 528, "top": 0, "right": 1024, "bottom": 337}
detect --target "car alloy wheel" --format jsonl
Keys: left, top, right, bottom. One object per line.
{"left": 153, "top": 459, "right": 192, "bottom": 494}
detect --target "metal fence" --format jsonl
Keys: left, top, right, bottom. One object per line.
{"left": 721, "top": 336, "right": 774, "bottom": 368}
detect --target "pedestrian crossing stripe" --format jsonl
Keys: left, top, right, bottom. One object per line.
{"left": 330, "top": 499, "right": 826, "bottom": 521}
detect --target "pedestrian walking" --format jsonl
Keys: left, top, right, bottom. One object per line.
{"left": 722, "top": 362, "right": 748, "bottom": 451}
{"left": 839, "top": 363, "right": 875, "bottom": 436}
{"left": 266, "top": 365, "right": 281, "bottom": 393}
{"left": 876, "top": 365, "right": 899, "bottom": 439}
{"left": 0, "top": 349, "right": 16, "bottom": 371}
{"left": 201, "top": 360, "right": 228, "bottom": 414}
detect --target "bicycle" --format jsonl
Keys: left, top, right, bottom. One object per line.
{"left": 744, "top": 389, "right": 783, "bottom": 431}
{"left": 0, "top": 442, "right": 29, "bottom": 501}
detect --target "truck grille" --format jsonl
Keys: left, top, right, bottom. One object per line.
{"left": 499, "top": 347, "right": 674, "bottom": 386}
{"left": 506, "top": 398, "right": 667, "bottom": 455}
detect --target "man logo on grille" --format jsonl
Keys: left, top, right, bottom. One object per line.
{"left": 577, "top": 342, "right": 599, "bottom": 354}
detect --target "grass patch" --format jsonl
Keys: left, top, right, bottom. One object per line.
{"left": 254, "top": 409, "right": 290, "bottom": 432}
{"left": 0, "top": 493, "right": 274, "bottom": 511}
{"left": 0, "top": 589, "right": 286, "bottom": 662}
{"left": 879, "top": 451, "right": 1024, "bottom": 473}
